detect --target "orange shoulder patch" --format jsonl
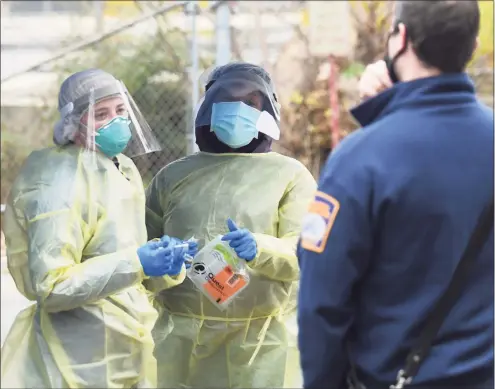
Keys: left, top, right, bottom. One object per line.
{"left": 301, "top": 191, "right": 340, "bottom": 254}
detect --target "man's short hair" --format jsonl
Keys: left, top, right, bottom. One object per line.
{"left": 396, "top": 1, "right": 480, "bottom": 73}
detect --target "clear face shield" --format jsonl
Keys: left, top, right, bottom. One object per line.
{"left": 194, "top": 71, "right": 281, "bottom": 149}
{"left": 70, "top": 79, "right": 161, "bottom": 159}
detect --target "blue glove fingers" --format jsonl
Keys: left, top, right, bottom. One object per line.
{"left": 146, "top": 240, "right": 162, "bottom": 250}
{"left": 230, "top": 233, "right": 254, "bottom": 249}
{"left": 175, "top": 255, "right": 186, "bottom": 265}
{"left": 161, "top": 236, "right": 185, "bottom": 249}
{"left": 222, "top": 230, "right": 246, "bottom": 241}
{"left": 227, "top": 218, "right": 239, "bottom": 232}
{"left": 236, "top": 242, "right": 257, "bottom": 260}
{"left": 187, "top": 248, "right": 199, "bottom": 258}
{"left": 187, "top": 241, "right": 199, "bottom": 250}
{"left": 157, "top": 246, "right": 173, "bottom": 259}
{"left": 186, "top": 241, "right": 198, "bottom": 255}
{"left": 139, "top": 242, "right": 190, "bottom": 277}
{"left": 172, "top": 237, "right": 183, "bottom": 246}
{"left": 160, "top": 235, "right": 172, "bottom": 247}
{"left": 238, "top": 247, "right": 256, "bottom": 261}
{"left": 154, "top": 246, "right": 165, "bottom": 254}
{"left": 160, "top": 251, "right": 182, "bottom": 276}
{"left": 229, "top": 240, "right": 249, "bottom": 250}
{"left": 172, "top": 244, "right": 186, "bottom": 253}
{"left": 234, "top": 241, "right": 254, "bottom": 254}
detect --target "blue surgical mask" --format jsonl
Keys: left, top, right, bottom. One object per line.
{"left": 211, "top": 102, "right": 261, "bottom": 148}
{"left": 95, "top": 116, "right": 132, "bottom": 158}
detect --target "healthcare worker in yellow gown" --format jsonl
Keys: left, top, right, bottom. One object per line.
{"left": 1, "top": 69, "right": 196, "bottom": 389}
{"left": 145, "top": 62, "right": 317, "bottom": 388}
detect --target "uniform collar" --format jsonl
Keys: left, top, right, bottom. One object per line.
{"left": 350, "top": 73, "right": 476, "bottom": 128}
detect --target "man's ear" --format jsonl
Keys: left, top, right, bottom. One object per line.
{"left": 398, "top": 23, "right": 408, "bottom": 46}
{"left": 474, "top": 36, "right": 480, "bottom": 52}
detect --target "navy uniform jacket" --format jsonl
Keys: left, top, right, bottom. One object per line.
{"left": 297, "top": 73, "right": 494, "bottom": 389}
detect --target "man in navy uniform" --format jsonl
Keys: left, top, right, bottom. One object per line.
{"left": 297, "top": 1, "right": 494, "bottom": 388}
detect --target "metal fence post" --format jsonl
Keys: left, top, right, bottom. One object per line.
{"left": 187, "top": 1, "right": 200, "bottom": 154}
{"left": 215, "top": 1, "right": 231, "bottom": 66}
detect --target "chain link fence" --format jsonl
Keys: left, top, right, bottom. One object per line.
{"left": 74, "top": 31, "right": 194, "bottom": 184}
{"left": 1, "top": 0, "right": 494, "bottom": 206}
{"left": 1, "top": 1, "right": 218, "bottom": 205}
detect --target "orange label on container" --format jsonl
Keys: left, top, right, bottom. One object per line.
{"left": 202, "top": 265, "right": 248, "bottom": 305}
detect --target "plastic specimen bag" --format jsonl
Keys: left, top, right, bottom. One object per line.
{"left": 186, "top": 235, "right": 250, "bottom": 310}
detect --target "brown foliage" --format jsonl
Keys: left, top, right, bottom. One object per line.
{"left": 351, "top": 1, "right": 394, "bottom": 64}
{"left": 274, "top": 1, "right": 394, "bottom": 177}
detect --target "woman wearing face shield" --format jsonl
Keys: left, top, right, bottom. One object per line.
{"left": 145, "top": 62, "right": 317, "bottom": 388}
{"left": 1, "top": 69, "right": 197, "bottom": 388}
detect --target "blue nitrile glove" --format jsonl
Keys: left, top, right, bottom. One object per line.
{"left": 221, "top": 218, "right": 257, "bottom": 261}
{"left": 174, "top": 240, "right": 199, "bottom": 269}
{"left": 161, "top": 236, "right": 182, "bottom": 246}
{"left": 186, "top": 240, "right": 199, "bottom": 257}
{"left": 137, "top": 236, "right": 186, "bottom": 277}
{"left": 184, "top": 240, "right": 199, "bottom": 268}
{"left": 160, "top": 236, "right": 199, "bottom": 269}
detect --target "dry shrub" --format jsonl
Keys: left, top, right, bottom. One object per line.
{"left": 274, "top": 1, "right": 393, "bottom": 177}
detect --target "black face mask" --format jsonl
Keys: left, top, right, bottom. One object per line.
{"left": 384, "top": 23, "right": 408, "bottom": 84}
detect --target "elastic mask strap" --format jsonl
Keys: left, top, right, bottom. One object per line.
{"left": 385, "top": 22, "right": 408, "bottom": 84}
